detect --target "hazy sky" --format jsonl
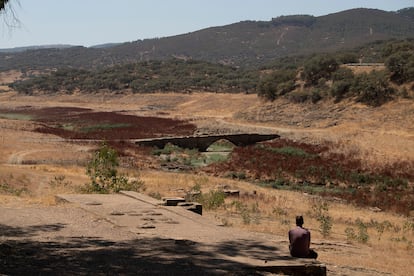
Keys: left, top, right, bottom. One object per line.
{"left": 0, "top": 0, "right": 413, "bottom": 49}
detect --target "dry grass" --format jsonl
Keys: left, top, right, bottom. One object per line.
{"left": 0, "top": 92, "right": 413, "bottom": 275}
{"left": 132, "top": 170, "right": 414, "bottom": 275}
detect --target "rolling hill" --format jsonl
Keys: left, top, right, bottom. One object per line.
{"left": 0, "top": 7, "right": 413, "bottom": 71}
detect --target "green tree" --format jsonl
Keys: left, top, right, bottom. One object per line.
{"left": 0, "top": 0, "right": 9, "bottom": 11}
{"left": 336, "top": 52, "right": 359, "bottom": 64}
{"left": 382, "top": 40, "right": 414, "bottom": 58}
{"left": 330, "top": 67, "right": 354, "bottom": 102}
{"left": 1, "top": 0, "right": 19, "bottom": 28}
{"left": 84, "top": 142, "right": 144, "bottom": 193}
{"left": 352, "top": 70, "right": 395, "bottom": 106}
{"left": 385, "top": 51, "right": 414, "bottom": 84}
{"left": 302, "top": 55, "right": 339, "bottom": 85}
{"left": 258, "top": 69, "right": 296, "bottom": 100}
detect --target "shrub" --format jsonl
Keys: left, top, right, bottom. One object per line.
{"left": 352, "top": 70, "right": 395, "bottom": 106}
{"left": 345, "top": 221, "right": 369, "bottom": 244}
{"left": 331, "top": 67, "right": 354, "bottom": 101}
{"left": 331, "top": 67, "right": 354, "bottom": 82}
{"left": 186, "top": 182, "right": 225, "bottom": 210}
{"left": 288, "top": 90, "right": 311, "bottom": 103}
{"left": 311, "top": 89, "right": 323, "bottom": 103}
{"left": 331, "top": 80, "right": 352, "bottom": 102}
{"left": 231, "top": 200, "right": 254, "bottom": 224}
{"left": 0, "top": 181, "right": 29, "bottom": 196}
{"left": 336, "top": 52, "right": 359, "bottom": 64}
{"left": 345, "top": 227, "right": 357, "bottom": 241}
{"left": 258, "top": 69, "right": 297, "bottom": 101}
{"left": 201, "top": 190, "right": 226, "bottom": 210}
{"left": 310, "top": 198, "right": 332, "bottom": 237}
{"left": 49, "top": 175, "right": 72, "bottom": 188}
{"left": 356, "top": 219, "right": 369, "bottom": 243}
{"left": 83, "top": 142, "right": 144, "bottom": 193}
{"left": 385, "top": 50, "right": 414, "bottom": 84}
{"left": 302, "top": 55, "right": 339, "bottom": 85}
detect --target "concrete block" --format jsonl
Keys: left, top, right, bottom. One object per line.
{"left": 162, "top": 197, "right": 186, "bottom": 206}
{"left": 178, "top": 202, "right": 203, "bottom": 215}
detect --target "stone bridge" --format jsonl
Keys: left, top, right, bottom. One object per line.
{"left": 135, "top": 133, "right": 280, "bottom": 152}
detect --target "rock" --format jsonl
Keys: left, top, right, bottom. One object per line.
{"left": 110, "top": 211, "right": 125, "bottom": 216}
{"left": 369, "top": 207, "right": 382, "bottom": 212}
{"left": 223, "top": 189, "right": 240, "bottom": 197}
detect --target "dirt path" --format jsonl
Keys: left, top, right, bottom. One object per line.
{"left": 7, "top": 149, "right": 45, "bottom": 164}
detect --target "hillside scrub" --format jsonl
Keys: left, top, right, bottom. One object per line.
{"left": 10, "top": 59, "right": 259, "bottom": 94}
{"left": 258, "top": 40, "right": 414, "bottom": 106}
{"left": 384, "top": 41, "right": 414, "bottom": 84}
{"left": 8, "top": 40, "right": 414, "bottom": 107}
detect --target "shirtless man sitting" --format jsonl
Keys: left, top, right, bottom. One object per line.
{"left": 288, "top": 215, "right": 318, "bottom": 259}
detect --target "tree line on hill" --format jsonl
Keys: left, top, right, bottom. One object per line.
{"left": 1, "top": 8, "right": 413, "bottom": 71}
{"left": 10, "top": 59, "right": 259, "bottom": 94}
{"left": 9, "top": 39, "right": 414, "bottom": 107}
{"left": 258, "top": 39, "right": 414, "bottom": 106}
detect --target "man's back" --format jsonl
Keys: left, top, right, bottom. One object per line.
{"left": 289, "top": 226, "right": 311, "bottom": 257}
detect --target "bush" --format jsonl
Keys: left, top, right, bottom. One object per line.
{"left": 185, "top": 182, "right": 225, "bottom": 210}
{"left": 345, "top": 227, "right": 357, "bottom": 241}
{"left": 352, "top": 70, "right": 395, "bottom": 106}
{"left": 258, "top": 69, "right": 297, "bottom": 101}
{"left": 288, "top": 90, "right": 311, "bottom": 103}
{"left": 302, "top": 55, "right": 339, "bottom": 85}
{"left": 336, "top": 52, "right": 359, "bottom": 64}
{"left": 356, "top": 219, "right": 369, "bottom": 243}
{"left": 331, "top": 67, "right": 354, "bottom": 82}
{"left": 83, "top": 142, "right": 144, "bottom": 193}
{"left": 331, "top": 80, "right": 352, "bottom": 102}
{"left": 310, "top": 198, "right": 332, "bottom": 237}
{"left": 344, "top": 219, "right": 370, "bottom": 243}
{"left": 311, "top": 89, "right": 323, "bottom": 103}
{"left": 385, "top": 51, "right": 414, "bottom": 84}
{"left": 201, "top": 190, "right": 226, "bottom": 210}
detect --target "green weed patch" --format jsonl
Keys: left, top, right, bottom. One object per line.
{"left": 0, "top": 113, "right": 34, "bottom": 121}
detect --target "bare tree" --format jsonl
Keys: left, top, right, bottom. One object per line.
{"left": 1, "top": 0, "right": 20, "bottom": 29}
{"left": 0, "top": 0, "right": 10, "bottom": 11}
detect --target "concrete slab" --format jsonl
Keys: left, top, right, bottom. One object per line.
{"left": 56, "top": 192, "right": 326, "bottom": 275}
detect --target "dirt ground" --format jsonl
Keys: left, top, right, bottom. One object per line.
{"left": 0, "top": 91, "right": 413, "bottom": 275}
{"left": 2, "top": 194, "right": 301, "bottom": 276}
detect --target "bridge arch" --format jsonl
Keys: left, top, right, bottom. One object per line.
{"left": 135, "top": 134, "right": 280, "bottom": 152}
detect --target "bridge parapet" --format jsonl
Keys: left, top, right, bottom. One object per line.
{"left": 135, "top": 134, "right": 280, "bottom": 151}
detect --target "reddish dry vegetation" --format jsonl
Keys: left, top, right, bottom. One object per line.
{"left": 204, "top": 139, "right": 414, "bottom": 215}
{"left": 2, "top": 106, "right": 413, "bottom": 214}
{"left": 3, "top": 107, "right": 196, "bottom": 139}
